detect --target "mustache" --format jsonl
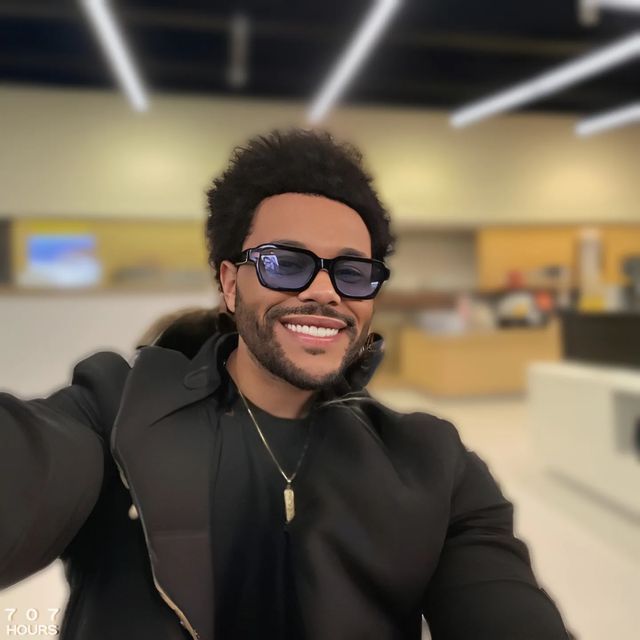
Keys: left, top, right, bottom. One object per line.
{"left": 268, "top": 305, "right": 355, "bottom": 329}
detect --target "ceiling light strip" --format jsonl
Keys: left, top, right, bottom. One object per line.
{"left": 80, "top": 0, "right": 148, "bottom": 111}
{"left": 576, "top": 102, "right": 640, "bottom": 136}
{"left": 307, "top": 0, "right": 401, "bottom": 124}
{"left": 595, "top": 0, "right": 640, "bottom": 11}
{"left": 228, "top": 13, "right": 250, "bottom": 88}
{"left": 451, "top": 32, "right": 640, "bottom": 128}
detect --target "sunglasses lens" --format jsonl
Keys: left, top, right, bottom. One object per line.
{"left": 253, "top": 246, "right": 387, "bottom": 298}
{"left": 258, "top": 249, "right": 315, "bottom": 289}
{"left": 334, "top": 259, "right": 384, "bottom": 298}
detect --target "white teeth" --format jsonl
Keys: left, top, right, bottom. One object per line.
{"left": 284, "top": 323, "right": 339, "bottom": 337}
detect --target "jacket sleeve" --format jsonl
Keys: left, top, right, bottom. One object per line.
{"left": 0, "top": 351, "right": 128, "bottom": 589}
{"left": 422, "top": 423, "right": 574, "bottom": 640}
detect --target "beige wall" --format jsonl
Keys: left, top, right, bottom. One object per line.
{"left": 386, "top": 230, "right": 476, "bottom": 291}
{"left": 1, "top": 84, "right": 639, "bottom": 226}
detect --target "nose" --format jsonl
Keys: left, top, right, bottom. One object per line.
{"left": 297, "top": 267, "right": 341, "bottom": 305}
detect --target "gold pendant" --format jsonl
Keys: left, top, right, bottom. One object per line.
{"left": 284, "top": 483, "right": 295, "bottom": 523}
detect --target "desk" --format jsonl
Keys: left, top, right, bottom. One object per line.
{"left": 399, "top": 320, "right": 560, "bottom": 396}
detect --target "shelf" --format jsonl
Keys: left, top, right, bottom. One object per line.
{"left": 0, "top": 284, "right": 212, "bottom": 296}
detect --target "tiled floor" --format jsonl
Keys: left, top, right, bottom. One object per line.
{"left": 371, "top": 387, "right": 640, "bottom": 640}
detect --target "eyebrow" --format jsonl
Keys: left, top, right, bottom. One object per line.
{"left": 270, "top": 239, "right": 369, "bottom": 258}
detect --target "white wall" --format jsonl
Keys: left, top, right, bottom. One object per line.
{"left": 1, "top": 85, "right": 639, "bottom": 226}
{"left": 0, "top": 290, "right": 218, "bottom": 395}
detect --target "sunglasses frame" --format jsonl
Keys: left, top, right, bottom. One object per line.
{"left": 234, "top": 243, "right": 391, "bottom": 300}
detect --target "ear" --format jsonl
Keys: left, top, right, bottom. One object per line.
{"left": 219, "top": 260, "right": 238, "bottom": 314}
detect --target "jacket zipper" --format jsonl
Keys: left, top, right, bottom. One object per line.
{"left": 113, "top": 456, "right": 200, "bottom": 640}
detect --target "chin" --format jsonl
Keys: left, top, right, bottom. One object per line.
{"left": 305, "top": 366, "right": 340, "bottom": 383}
{"left": 283, "top": 360, "right": 345, "bottom": 391}
{"left": 293, "top": 354, "right": 343, "bottom": 375}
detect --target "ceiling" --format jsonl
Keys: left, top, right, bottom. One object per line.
{"left": 1, "top": 0, "right": 639, "bottom": 116}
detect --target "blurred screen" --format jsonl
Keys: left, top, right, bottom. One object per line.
{"left": 18, "top": 233, "right": 102, "bottom": 288}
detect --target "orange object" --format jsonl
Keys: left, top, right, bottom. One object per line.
{"left": 506, "top": 270, "right": 524, "bottom": 289}
{"left": 535, "top": 291, "right": 554, "bottom": 313}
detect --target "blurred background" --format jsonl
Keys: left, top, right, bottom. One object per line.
{"left": 1, "top": 1, "right": 639, "bottom": 639}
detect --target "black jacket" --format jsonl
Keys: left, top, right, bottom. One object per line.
{"left": 0, "top": 317, "right": 573, "bottom": 639}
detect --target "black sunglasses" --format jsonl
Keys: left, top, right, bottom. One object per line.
{"left": 234, "top": 243, "right": 391, "bottom": 300}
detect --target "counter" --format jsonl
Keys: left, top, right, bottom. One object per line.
{"left": 528, "top": 360, "right": 640, "bottom": 518}
{"left": 399, "top": 320, "right": 560, "bottom": 396}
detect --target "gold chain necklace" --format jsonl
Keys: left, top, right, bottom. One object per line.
{"left": 236, "top": 387, "right": 314, "bottom": 524}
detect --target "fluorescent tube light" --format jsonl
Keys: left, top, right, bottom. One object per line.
{"left": 579, "top": 0, "right": 640, "bottom": 26}
{"left": 228, "top": 13, "right": 250, "bottom": 89}
{"left": 576, "top": 102, "right": 640, "bottom": 136}
{"left": 451, "top": 32, "right": 640, "bottom": 128}
{"left": 80, "top": 0, "right": 149, "bottom": 111}
{"left": 307, "top": 0, "right": 401, "bottom": 124}
{"left": 593, "top": 0, "right": 640, "bottom": 11}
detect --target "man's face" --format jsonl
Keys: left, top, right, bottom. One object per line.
{"left": 220, "top": 192, "right": 376, "bottom": 391}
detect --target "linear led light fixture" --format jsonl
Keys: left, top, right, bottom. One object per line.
{"left": 576, "top": 102, "right": 640, "bottom": 136}
{"left": 80, "top": 0, "right": 149, "bottom": 111}
{"left": 580, "top": 0, "right": 640, "bottom": 25}
{"left": 602, "top": 0, "right": 640, "bottom": 8}
{"left": 227, "top": 13, "right": 250, "bottom": 88}
{"left": 587, "top": 0, "right": 640, "bottom": 11}
{"left": 307, "top": 0, "right": 401, "bottom": 124}
{"left": 451, "top": 32, "right": 640, "bottom": 128}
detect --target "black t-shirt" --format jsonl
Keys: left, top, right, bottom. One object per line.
{"left": 209, "top": 370, "right": 313, "bottom": 639}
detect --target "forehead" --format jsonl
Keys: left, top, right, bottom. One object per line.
{"left": 244, "top": 193, "right": 372, "bottom": 257}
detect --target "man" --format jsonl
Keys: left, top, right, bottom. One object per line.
{"left": 0, "top": 129, "right": 572, "bottom": 639}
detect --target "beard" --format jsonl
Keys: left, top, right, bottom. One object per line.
{"left": 232, "top": 287, "right": 370, "bottom": 391}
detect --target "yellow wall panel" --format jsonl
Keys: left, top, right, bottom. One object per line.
{"left": 477, "top": 226, "right": 579, "bottom": 289}
{"left": 601, "top": 226, "right": 640, "bottom": 285}
{"left": 478, "top": 225, "right": 640, "bottom": 290}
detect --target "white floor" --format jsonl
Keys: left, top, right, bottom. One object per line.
{"left": 372, "top": 388, "right": 640, "bottom": 640}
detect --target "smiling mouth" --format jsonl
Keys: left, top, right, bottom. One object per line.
{"left": 282, "top": 322, "right": 341, "bottom": 338}
{"left": 277, "top": 319, "right": 349, "bottom": 344}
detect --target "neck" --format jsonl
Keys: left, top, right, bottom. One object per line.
{"left": 224, "top": 340, "right": 317, "bottom": 419}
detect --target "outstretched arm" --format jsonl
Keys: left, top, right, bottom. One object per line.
{"left": 0, "top": 351, "right": 128, "bottom": 588}
{"left": 423, "top": 431, "right": 574, "bottom": 639}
